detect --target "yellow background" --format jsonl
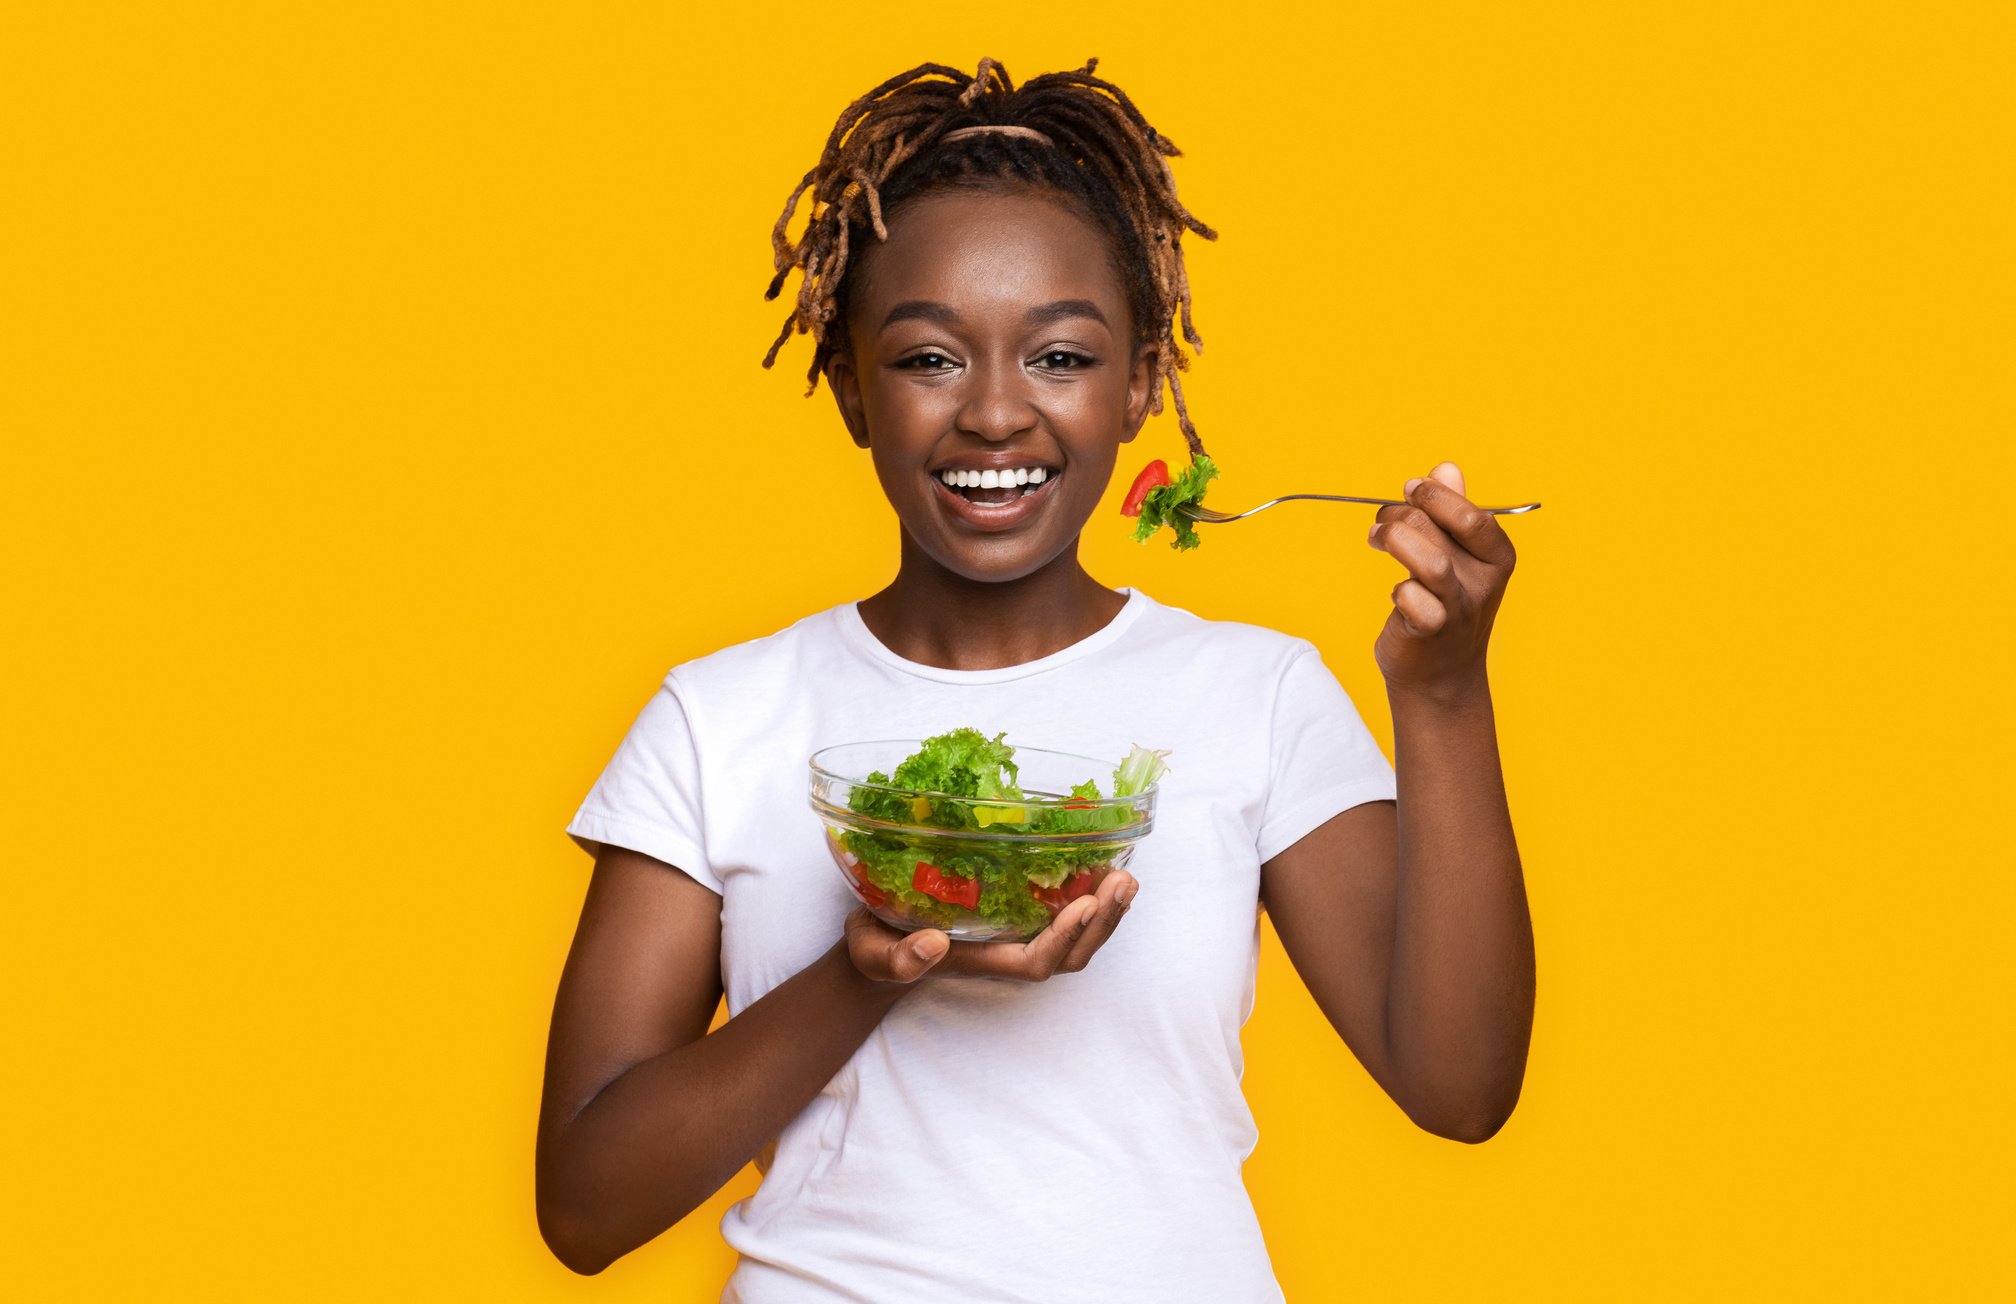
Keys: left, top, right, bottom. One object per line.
{"left": 5, "top": 3, "right": 2009, "bottom": 1299}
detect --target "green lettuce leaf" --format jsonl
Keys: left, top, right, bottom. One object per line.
{"left": 1112, "top": 745, "right": 1172, "bottom": 797}
{"left": 889, "top": 727, "right": 1023, "bottom": 801}
{"left": 1131, "top": 455, "right": 1219, "bottom": 551}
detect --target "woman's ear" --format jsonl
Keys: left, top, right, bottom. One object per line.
{"left": 826, "top": 348, "right": 871, "bottom": 450}
{"left": 1119, "top": 344, "right": 1155, "bottom": 444}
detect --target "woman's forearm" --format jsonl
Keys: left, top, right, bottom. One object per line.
{"left": 1384, "top": 676, "right": 1535, "bottom": 1141}
{"left": 537, "top": 941, "right": 907, "bottom": 1273}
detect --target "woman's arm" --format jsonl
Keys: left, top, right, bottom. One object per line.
{"left": 535, "top": 844, "right": 1136, "bottom": 1274}
{"left": 1259, "top": 462, "right": 1533, "bottom": 1143}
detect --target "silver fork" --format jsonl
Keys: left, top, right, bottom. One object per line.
{"left": 1178, "top": 494, "right": 1542, "bottom": 523}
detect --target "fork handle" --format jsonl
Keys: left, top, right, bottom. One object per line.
{"left": 1276, "top": 494, "right": 1541, "bottom": 515}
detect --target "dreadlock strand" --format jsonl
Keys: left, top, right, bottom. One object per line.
{"left": 854, "top": 171, "right": 887, "bottom": 240}
{"left": 761, "top": 309, "right": 797, "bottom": 370}
{"left": 793, "top": 248, "right": 823, "bottom": 335}
{"left": 875, "top": 133, "right": 925, "bottom": 186}
{"left": 1167, "top": 369, "right": 1204, "bottom": 458}
{"left": 768, "top": 169, "right": 816, "bottom": 274}
{"left": 1029, "top": 66, "right": 1161, "bottom": 148}
{"left": 958, "top": 57, "right": 1012, "bottom": 107}
{"left": 827, "top": 219, "right": 851, "bottom": 311}
{"left": 1173, "top": 252, "right": 1203, "bottom": 351}
{"left": 820, "top": 64, "right": 970, "bottom": 160}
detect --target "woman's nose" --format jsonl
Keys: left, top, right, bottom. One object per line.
{"left": 955, "top": 361, "right": 1039, "bottom": 442}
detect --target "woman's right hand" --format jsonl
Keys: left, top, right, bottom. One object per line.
{"left": 843, "top": 869, "right": 1138, "bottom": 984}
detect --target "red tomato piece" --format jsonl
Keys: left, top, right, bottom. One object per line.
{"left": 912, "top": 860, "right": 980, "bottom": 910}
{"left": 1029, "top": 870, "right": 1100, "bottom": 915}
{"left": 848, "top": 862, "right": 890, "bottom": 907}
{"left": 1119, "top": 460, "right": 1172, "bottom": 517}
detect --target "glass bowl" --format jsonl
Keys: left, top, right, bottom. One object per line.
{"left": 808, "top": 740, "right": 1160, "bottom": 942}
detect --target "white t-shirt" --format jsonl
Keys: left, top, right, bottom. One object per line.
{"left": 566, "top": 587, "right": 1396, "bottom": 1304}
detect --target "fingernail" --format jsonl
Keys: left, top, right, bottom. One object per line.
{"left": 1366, "top": 523, "right": 1381, "bottom": 546}
{"left": 1119, "top": 881, "right": 1137, "bottom": 907}
{"left": 910, "top": 934, "right": 946, "bottom": 962}
{"left": 1404, "top": 477, "right": 1423, "bottom": 495}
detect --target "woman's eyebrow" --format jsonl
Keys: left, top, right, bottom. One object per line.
{"left": 880, "top": 300, "right": 959, "bottom": 329}
{"left": 878, "top": 299, "right": 1110, "bottom": 330}
{"left": 1025, "top": 299, "right": 1107, "bottom": 328}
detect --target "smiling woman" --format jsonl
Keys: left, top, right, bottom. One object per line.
{"left": 539, "top": 54, "right": 1533, "bottom": 1304}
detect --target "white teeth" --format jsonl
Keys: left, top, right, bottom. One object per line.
{"left": 938, "top": 467, "right": 1054, "bottom": 489}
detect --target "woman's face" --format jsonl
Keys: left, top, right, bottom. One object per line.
{"left": 827, "top": 187, "right": 1153, "bottom": 584}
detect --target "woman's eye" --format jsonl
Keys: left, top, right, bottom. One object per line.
{"left": 1036, "top": 350, "right": 1094, "bottom": 370}
{"left": 899, "top": 352, "right": 955, "bottom": 370}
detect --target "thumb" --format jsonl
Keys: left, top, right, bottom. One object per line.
{"left": 886, "top": 929, "right": 950, "bottom": 983}
{"left": 1429, "top": 460, "right": 1466, "bottom": 496}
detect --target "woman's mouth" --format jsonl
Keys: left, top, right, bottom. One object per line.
{"left": 930, "top": 465, "right": 1061, "bottom": 531}
{"left": 935, "top": 465, "right": 1055, "bottom": 505}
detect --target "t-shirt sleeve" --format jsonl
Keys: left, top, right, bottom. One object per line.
{"left": 1256, "top": 644, "right": 1397, "bottom": 864}
{"left": 564, "top": 671, "right": 722, "bottom": 894}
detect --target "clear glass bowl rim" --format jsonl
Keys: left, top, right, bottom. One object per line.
{"left": 807, "top": 738, "right": 1160, "bottom": 809}
{"left": 808, "top": 739, "right": 1159, "bottom": 845}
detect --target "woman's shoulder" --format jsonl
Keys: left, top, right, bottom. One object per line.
{"left": 655, "top": 601, "right": 854, "bottom": 695}
{"left": 1127, "top": 589, "right": 1321, "bottom": 666}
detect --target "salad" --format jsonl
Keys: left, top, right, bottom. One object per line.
{"left": 1121, "top": 455, "right": 1219, "bottom": 550}
{"left": 835, "top": 728, "right": 1169, "bottom": 938}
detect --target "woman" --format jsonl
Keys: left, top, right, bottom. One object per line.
{"left": 537, "top": 58, "right": 1533, "bottom": 1302}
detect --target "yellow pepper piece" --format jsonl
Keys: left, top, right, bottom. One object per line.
{"left": 974, "top": 804, "right": 1029, "bottom": 827}
{"left": 911, "top": 796, "right": 933, "bottom": 823}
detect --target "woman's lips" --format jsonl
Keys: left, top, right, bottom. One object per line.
{"left": 931, "top": 471, "right": 1061, "bottom": 532}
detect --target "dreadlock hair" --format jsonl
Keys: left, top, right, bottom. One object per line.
{"left": 761, "top": 57, "right": 1218, "bottom": 460}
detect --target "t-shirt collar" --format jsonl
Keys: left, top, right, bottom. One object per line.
{"left": 833, "top": 587, "right": 1151, "bottom": 685}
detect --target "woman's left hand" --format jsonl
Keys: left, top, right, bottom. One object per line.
{"left": 1367, "top": 460, "right": 1517, "bottom": 698}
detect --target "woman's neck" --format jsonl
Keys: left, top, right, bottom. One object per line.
{"left": 855, "top": 534, "right": 1128, "bottom": 672}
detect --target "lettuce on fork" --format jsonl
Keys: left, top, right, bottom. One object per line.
{"left": 1130, "top": 455, "right": 1219, "bottom": 551}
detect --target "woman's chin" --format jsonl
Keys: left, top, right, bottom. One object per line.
{"left": 903, "top": 521, "right": 1082, "bottom": 586}
{"left": 897, "top": 482, "right": 1091, "bottom": 584}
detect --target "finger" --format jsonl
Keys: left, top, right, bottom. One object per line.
{"left": 1392, "top": 578, "right": 1448, "bottom": 634}
{"left": 1429, "top": 460, "right": 1465, "bottom": 495}
{"left": 1406, "top": 475, "right": 1515, "bottom": 569}
{"left": 1368, "top": 499, "right": 1455, "bottom": 580}
{"left": 1005, "top": 893, "right": 1102, "bottom": 979}
{"left": 1054, "top": 870, "right": 1136, "bottom": 973}
{"left": 890, "top": 928, "right": 950, "bottom": 981}
{"left": 847, "top": 907, "right": 948, "bottom": 983}
{"left": 1370, "top": 511, "right": 1462, "bottom": 604}
{"left": 941, "top": 891, "right": 1101, "bottom": 981}
{"left": 1372, "top": 498, "right": 1454, "bottom": 547}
